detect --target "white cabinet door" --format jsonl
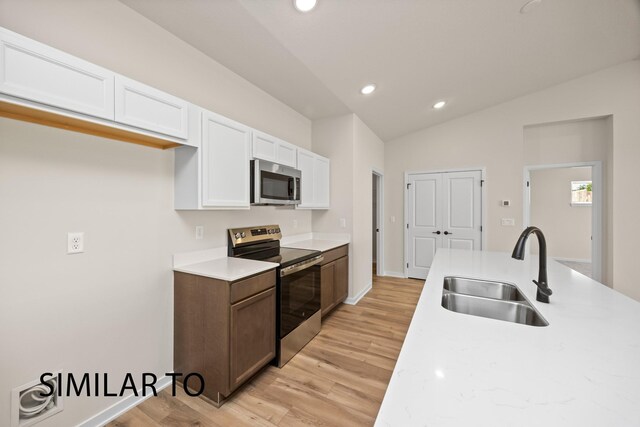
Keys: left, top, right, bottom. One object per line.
{"left": 252, "top": 131, "right": 297, "bottom": 167}
{"left": 201, "top": 111, "right": 251, "bottom": 208}
{"left": 297, "top": 149, "right": 330, "bottom": 209}
{"left": 313, "top": 155, "right": 330, "bottom": 208}
{"left": 276, "top": 141, "right": 297, "bottom": 167}
{"left": 0, "top": 27, "right": 114, "bottom": 119}
{"left": 252, "top": 131, "right": 278, "bottom": 163}
{"left": 114, "top": 75, "right": 188, "bottom": 139}
{"left": 297, "top": 149, "right": 316, "bottom": 208}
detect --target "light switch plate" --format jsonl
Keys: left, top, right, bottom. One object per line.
{"left": 195, "top": 226, "right": 204, "bottom": 240}
{"left": 501, "top": 218, "right": 515, "bottom": 226}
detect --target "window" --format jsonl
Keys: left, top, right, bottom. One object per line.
{"left": 571, "top": 180, "right": 592, "bottom": 206}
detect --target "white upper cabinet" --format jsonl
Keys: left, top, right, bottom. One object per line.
{"left": 297, "top": 149, "right": 315, "bottom": 208}
{"left": 0, "top": 27, "right": 114, "bottom": 120}
{"left": 314, "top": 155, "right": 330, "bottom": 208}
{"left": 297, "top": 148, "right": 330, "bottom": 209}
{"left": 252, "top": 130, "right": 297, "bottom": 167}
{"left": 114, "top": 75, "right": 189, "bottom": 139}
{"left": 276, "top": 141, "right": 297, "bottom": 167}
{"left": 201, "top": 111, "right": 251, "bottom": 209}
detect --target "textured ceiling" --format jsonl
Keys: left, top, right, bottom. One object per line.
{"left": 121, "top": 0, "right": 640, "bottom": 141}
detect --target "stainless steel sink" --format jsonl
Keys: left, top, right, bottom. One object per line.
{"left": 441, "top": 276, "right": 549, "bottom": 327}
{"left": 443, "top": 276, "right": 526, "bottom": 301}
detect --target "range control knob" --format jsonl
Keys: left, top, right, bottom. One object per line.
{"left": 268, "top": 229, "right": 273, "bottom": 234}
{"left": 240, "top": 232, "right": 246, "bottom": 238}
{"left": 276, "top": 228, "right": 281, "bottom": 233}
{"left": 235, "top": 232, "right": 241, "bottom": 239}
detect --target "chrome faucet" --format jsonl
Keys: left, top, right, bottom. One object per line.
{"left": 511, "top": 226, "right": 553, "bottom": 303}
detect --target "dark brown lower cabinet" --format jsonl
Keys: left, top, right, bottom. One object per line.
{"left": 174, "top": 269, "right": 276, "bottom": 406}
{"left": 230, "top": 287, "right": 275, "bottom": 390}
{"left": 319, "top": 245, "right": 349, "bottom": 317}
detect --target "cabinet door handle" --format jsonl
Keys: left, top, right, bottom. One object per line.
{"left": 432, "top": 231, "right": 441, "bottom": 235}
{"left": 444, "top": 231, "right": 452, "bottom": 235}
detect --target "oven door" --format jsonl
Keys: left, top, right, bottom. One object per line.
{"left": 251, "top": 160, "right": 301, "bottom": 205}
{"left": 279, "top": 255, "right": 323, "bottom": 338}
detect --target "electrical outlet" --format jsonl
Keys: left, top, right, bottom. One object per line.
{"left": 340, "top": 218, "right": 346, "bottom": 228}
{"left": 391, "top": 216, "right": 396, "bottom": 223}
{"left": 195, "top": 226, "right": 204, "bottom": 240}
{"left": 67, "top": 232, "right": 84, "bottom": 254}
{"left": 293, "top": 219, "right": 298, "bottom": 229}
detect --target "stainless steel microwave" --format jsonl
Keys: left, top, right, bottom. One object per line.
{"left": 250, "top": 159, "right": 301, "bottom": 205}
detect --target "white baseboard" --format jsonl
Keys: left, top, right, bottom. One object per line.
{"left": 78, "top": 375, "right": 172, "bottom": 427}
{"left": 384, "top": 271, "right": 406, "bottom": 278}
{"left": 553, "top": 257, "right": 592, "bottom": 263}
{"left": 344, "top": 282, "right": 372, "bottom": 305}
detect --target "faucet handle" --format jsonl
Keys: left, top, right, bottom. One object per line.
{"left": 532, "top": 280, "right": 553, "bottom": 296}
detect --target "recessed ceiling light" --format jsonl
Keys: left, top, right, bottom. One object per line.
{"left": 433, "top": 101, "right": 446, "bottom": 109}
{"left": 520, "top": 0, "right": 542, "bottom": 14}
{"left": 360, "top": 84, "right": 376, "bottom": 95}
{"left": 294, "top": 0, "right": 317, "bottom": 12}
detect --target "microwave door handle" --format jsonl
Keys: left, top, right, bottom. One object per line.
{"left": 255, "top": 162, "right": 261, "bottom": 201}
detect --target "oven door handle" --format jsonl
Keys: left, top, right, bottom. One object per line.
{"left": 280, "top": 255, "right": 324, "bottom": 277}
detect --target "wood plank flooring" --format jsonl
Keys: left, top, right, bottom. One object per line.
{"left": 108, "top": 275, "right": 424, "bottom": 427}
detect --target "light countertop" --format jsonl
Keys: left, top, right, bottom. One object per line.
{"left": 173, "top": 257, "right": 277, "bottom": 282}
{"left": 282, "top": 238, "right": 349, "bottom": 252}
{"left": 172, "top": 233, "right": 348, "bottom": 282}
{"left": 375, "top": 249, "right": 640, "bottom": 427}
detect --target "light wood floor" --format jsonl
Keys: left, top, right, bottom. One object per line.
{"left": 108, "top": 275, "right": 424, "bottom": 427}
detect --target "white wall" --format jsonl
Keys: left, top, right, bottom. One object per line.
{"left": 530, "top": 167, "right": 592, "bottom": 261}
{"left": 0, "top": 1, "right": 312, "bottom": 425}
{"left": 352, "top": 116, "right": 384, "bottom": 298}
{"left": 311, "top": 114, "right": 355, "bottom": 294}
{"left": 310, "top": 115, "right": 354, "bottom": 235}
{"left": 384, "top": 60, "right": 640, "bottom": 301}
{"left": 311, "top": 114, "right": 384, "bottom": 301}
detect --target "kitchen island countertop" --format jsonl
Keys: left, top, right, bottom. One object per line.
{"left": 375, "top": 249, "right": 640, "bottom": 427}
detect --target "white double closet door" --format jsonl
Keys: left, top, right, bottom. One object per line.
{"left": 407, "top": 170, "right": 482, "bottom": 279}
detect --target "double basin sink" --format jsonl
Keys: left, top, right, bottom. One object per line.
{"left": 441, "top": 276, "right": 549, "bottom": 327}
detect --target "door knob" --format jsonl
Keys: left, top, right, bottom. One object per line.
{"left": 444, "top": 231, "right": 452, "bottom": 235}
{"left": 432, "top": 231, "right": 441, "bottom": 235}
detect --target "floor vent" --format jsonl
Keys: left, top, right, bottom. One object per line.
{"left": 11, "top": 371, "right": 63, "bottom": 427}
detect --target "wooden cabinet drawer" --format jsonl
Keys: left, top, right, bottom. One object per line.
{"left": 319, "top": 245, "right": 348, "bottom": 265}
{"left": 230, "top": 269, "right": 276, "bottom": 304}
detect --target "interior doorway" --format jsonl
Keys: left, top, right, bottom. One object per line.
{"left": 372, "top": 170, "right": 384, "bottom": 276}
{"left": 524, "top": 162, "right": 602, "bottom": 281}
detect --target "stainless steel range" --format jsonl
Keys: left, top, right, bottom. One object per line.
{"left": 228, "top": 225, "right": 323, "bottom": 367}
